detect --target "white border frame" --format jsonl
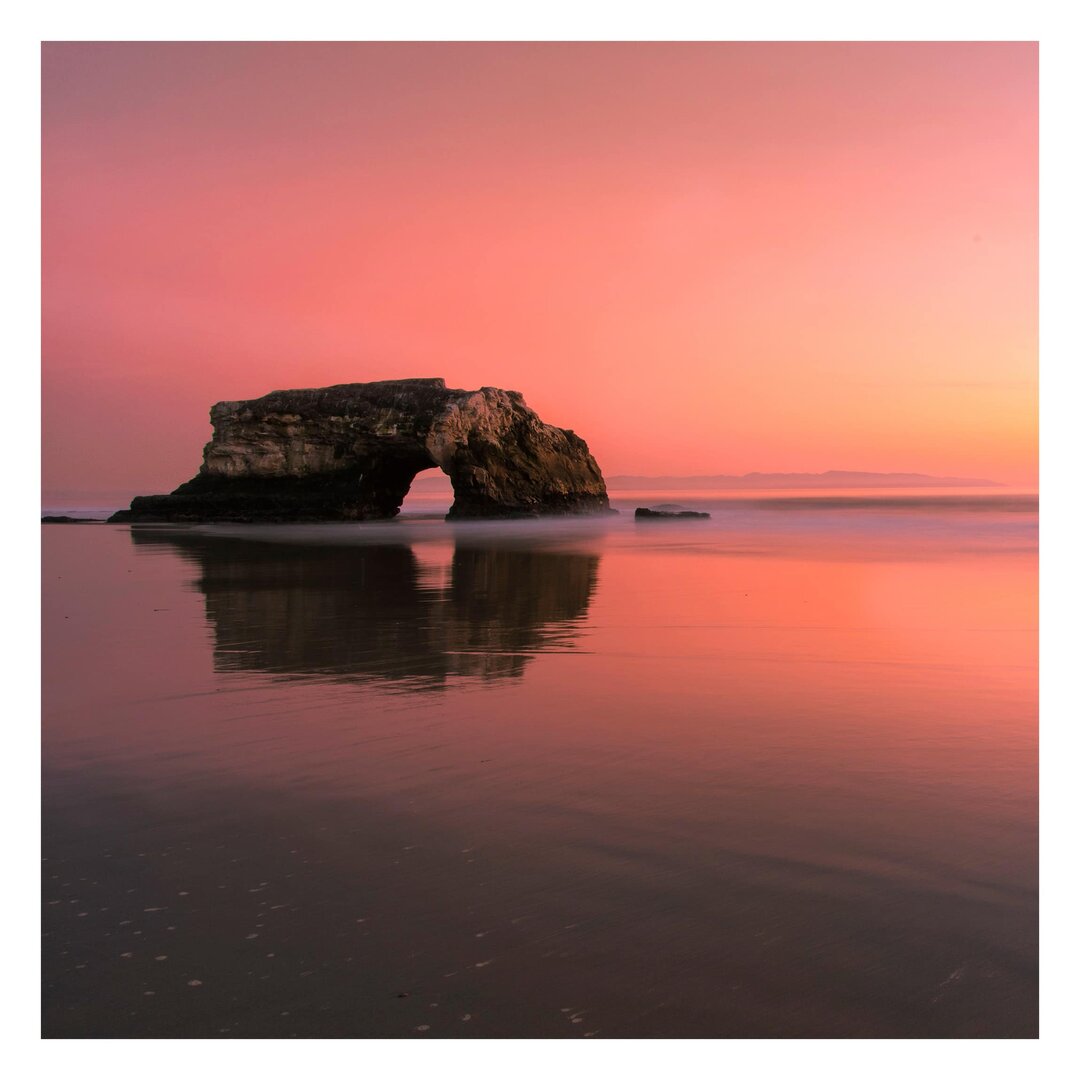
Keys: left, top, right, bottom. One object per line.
{"left": 11, "top": 4, "right": 1076, "bottom": 1077}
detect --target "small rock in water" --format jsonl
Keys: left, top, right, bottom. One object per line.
{"left": 634, "top": 507, "right": 710, "bottom": 520}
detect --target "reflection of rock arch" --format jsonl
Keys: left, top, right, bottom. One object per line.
{"left": 130, "top": 531, "right": 600, "bottom": 688}
{"left": 111, "top": 379, "right": 610, "bottom": 522}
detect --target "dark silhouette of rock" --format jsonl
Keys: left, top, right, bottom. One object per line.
{"left": 128, "top": 530, "right": 600, "bottom": 687}
{"left": 41, "top": 516, "right": 105, "bottom": 524}
{"left": 634, "top": 507, "right": 711, "bottom": 520}
{"left": 109, "top": 379, "right": 610, "bottom": 522}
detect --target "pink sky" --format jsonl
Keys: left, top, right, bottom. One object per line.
{"left": 42, "top": 42, "right": 1037, "bottom": 497}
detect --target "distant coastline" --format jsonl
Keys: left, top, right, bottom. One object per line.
{"left": 605, "top": 470, "right": 1003, "bottom": 490}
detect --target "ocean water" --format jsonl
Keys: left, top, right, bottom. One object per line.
{"left": 41, "top": 490, "right": 1038, "bottom": 1038}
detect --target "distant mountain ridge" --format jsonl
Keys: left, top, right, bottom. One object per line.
{"left": 407, "top": 469, "right": 1001, "bottom": 492}
{"left": 604, "top": 470, "right": 1002, "bottom": 490}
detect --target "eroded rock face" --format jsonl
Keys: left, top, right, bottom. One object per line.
{"left": 109, "top": 379, "right": 610, "bottom": 522}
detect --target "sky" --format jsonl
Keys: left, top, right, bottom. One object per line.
{"left": 41, "top": 42, "right": 1037, "bottom": 498}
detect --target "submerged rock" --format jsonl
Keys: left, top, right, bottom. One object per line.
{"left": 634, "top": 507, "right": 711, "bottom": 520}
{"left": 109, "top": 379, "right": 611, "bottom": 522}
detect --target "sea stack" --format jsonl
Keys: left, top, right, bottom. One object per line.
{"left": 109, "top": 379, "right": 611, "bottom": 522}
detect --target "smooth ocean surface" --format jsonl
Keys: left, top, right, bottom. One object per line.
{"left": 42, "top": 490, "right": 1038, "bottom": 1038}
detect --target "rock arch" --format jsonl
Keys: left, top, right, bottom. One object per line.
{"left": 110, "top": 379, "right": 611, "bottom": 522}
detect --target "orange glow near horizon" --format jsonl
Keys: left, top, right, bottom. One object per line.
{"left": 41, "top": 42, "right": 1038, "bottom": 497}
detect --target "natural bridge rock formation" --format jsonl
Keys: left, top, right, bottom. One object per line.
{"left": 109, "top": 379, "right": 611, "bottom": 522}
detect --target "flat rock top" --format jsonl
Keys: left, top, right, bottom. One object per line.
{"left": 213, "top": 379, "right": 520, "bottom": 422}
